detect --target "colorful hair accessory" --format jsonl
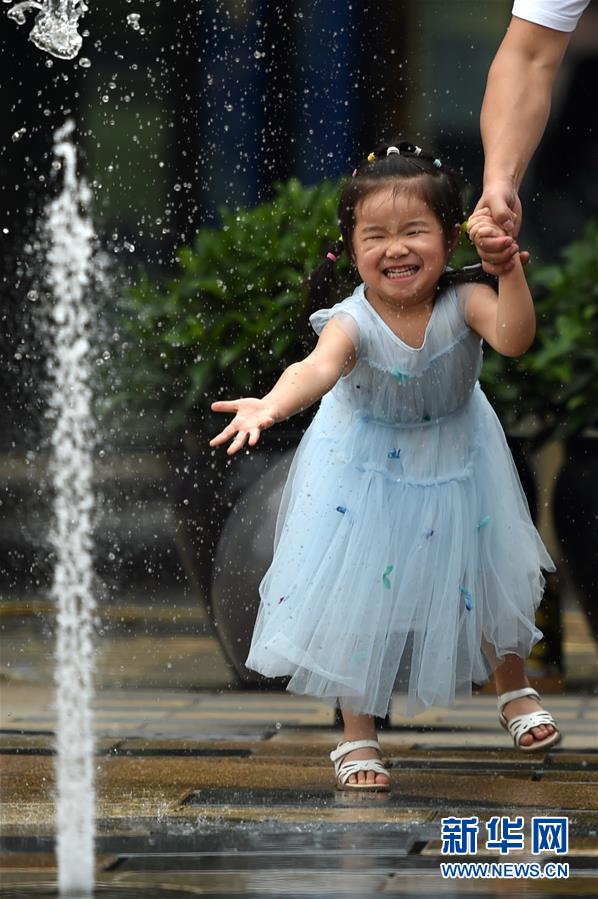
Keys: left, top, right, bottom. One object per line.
{"left": 386, "top": 146, "right": 401, "bottom": 156}
{"left": 460, "top": 220, "right": 469, "bottom": 234}
{"left": 367, "top": 152, "right": 376, "bottom": 163}
{"left": 382, "top": 565, "right": 394, "bottom": 589}
{"left": 433, "top": 158, "right": 442, "bottom": 168}
{"left": 326, "top": 251, "right": 338, "bottom": 262}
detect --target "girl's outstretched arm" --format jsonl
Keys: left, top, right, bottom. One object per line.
{"left": 210, "top": 319, "right": 356, "bottom": 455}
{"left": 464, "top": 214, "right": 535, "bottom": 358}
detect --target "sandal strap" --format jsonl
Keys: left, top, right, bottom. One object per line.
{"left": 497, "top": 687, "right": 540, "bottom": 715}
{"left": 336, "top": 759, "right": 389, "bottom": 786}
{"left": 500, "top": 710, "right": 558, "bottom": 746}
{"left": 330, "top": 739, "right": 381, "bottom": 762}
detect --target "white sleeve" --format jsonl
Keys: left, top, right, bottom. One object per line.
{"left": 309, "top": 308, "right": 361, "bottom": 355}
{"left": 455, "top": 282, "right": 478, "bottom": 320}
{"left": 512, "top": 0, "right": 591, "bottom": 32}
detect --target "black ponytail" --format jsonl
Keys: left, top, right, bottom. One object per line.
{"left": 305, "top": 238, "right": 344, "bottom": 317}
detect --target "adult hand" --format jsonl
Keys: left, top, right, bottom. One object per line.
{"left": 475, "top": 180, "right": 521, "bottom": 236}
{"left": 209, "top": 397, "right": 278, "bottom": 455}
{"left": 469, "top": 192, "right": 529, "bottom": 275}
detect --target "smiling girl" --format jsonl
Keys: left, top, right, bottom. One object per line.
{"left": 209, "top": 141, "right": 560, "bottom": 792}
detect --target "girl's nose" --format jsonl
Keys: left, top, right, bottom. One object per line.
{"left": 386, "top": 238, "right": 408, "bottom": 257}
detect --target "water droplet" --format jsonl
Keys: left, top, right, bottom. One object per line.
{"left": 12, "top": 127, "right": 26, "bottom": 142}
{"left": 79, "top": 57, "right": 91, "bottom": 68}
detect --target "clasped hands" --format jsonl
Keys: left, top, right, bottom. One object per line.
{"left": 468, "top": 187, "right": 530, "bottom": 275}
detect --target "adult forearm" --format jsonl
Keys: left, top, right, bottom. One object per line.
{"left": 481, "top": 20, "right": 570, "bottom": 192}
{"left": 482, "top": 52, "right": 552, "bottom": 191}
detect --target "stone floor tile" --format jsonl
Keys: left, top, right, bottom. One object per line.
{"left": 108, "top": 869, "right": 391, "bottom": 893}
{"left": 380, "top": 872, "right": 594, "bottom": 894}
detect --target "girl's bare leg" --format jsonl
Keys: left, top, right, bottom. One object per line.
{"left": 494, "top": 653, "right": 556, "bottom": 746}
{"left": 339, "top": 706, "right": 390, "bottom": 786}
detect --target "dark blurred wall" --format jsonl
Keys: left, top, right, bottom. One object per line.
{"left": 1, "top": 0, "right": 596, "bottom": 455}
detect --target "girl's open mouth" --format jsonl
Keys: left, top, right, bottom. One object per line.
{"left": 384, "top": 265, "right": 419, "bottom": 280}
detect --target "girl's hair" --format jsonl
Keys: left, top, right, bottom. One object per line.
{"left": 307, "top": 139, "right": 496, "bottom": 312}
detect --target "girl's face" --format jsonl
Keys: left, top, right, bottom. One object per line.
{"left": 352, "top": 185, "right": 459, "bottom": 310}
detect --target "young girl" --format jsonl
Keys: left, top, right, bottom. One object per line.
{"left": 209, "top": 141, "right": 560, "bottom": 792}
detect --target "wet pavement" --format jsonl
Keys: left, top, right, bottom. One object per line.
{"left": 1, "top": 597, "right": 597, "bottom": 896}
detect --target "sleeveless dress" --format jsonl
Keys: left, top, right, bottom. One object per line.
{"left": 244, "top": 282, "right": 555, "bottom": 718}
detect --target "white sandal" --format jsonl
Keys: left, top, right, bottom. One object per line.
{"left": 497, "top": 687, "right": 561, "bottom": 752}
{"left": 330, "top": 739, "right": 391, "bottom": 792}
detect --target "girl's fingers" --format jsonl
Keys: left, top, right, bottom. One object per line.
{"left": 475, "top": 237, "right": 520, "bottom": 265}
{"left": 211, "top": 400, "right": 239, "bottom": 412}
{"left": 248, "top": 428, "right": 261, "bottom": 446}
{"left": 474, "top": 233, "right": 513, "bottom": 249}
{"left": 209, "top": 421, "right": 242, "bottom": 446}
{"left": 227, "top": 431, "right": 247, "bottom": 456}
{"left": 209, "top": 430, "right": 232, "bottom": 447}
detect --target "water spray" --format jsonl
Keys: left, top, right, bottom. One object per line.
{"left": 7, "top": 0, "right": 88, "bottom": 60}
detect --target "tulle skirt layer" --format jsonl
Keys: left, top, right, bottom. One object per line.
{"left": 245, "top": 384, "right": 555, "bottom": 719}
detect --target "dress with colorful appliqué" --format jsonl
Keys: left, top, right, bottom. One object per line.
{"left": 245, "top": 282, "right": 554, "bottom": 718}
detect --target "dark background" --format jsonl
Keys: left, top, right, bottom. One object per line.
{"left": 1, "top": 0, "right": 597, "bottom": 610}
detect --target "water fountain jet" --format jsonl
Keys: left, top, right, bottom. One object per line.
{"left": 45, "top": 117, "right": 96, "bottom": 897}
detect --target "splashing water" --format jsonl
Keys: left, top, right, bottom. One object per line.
{"left": 45, "top": 118, "right": 96, "bottom": 896}
{"left": 7, "top": 0, "right": 88, "bottom": 59}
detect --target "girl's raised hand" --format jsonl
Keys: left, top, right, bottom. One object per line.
{"left": 209, "top": 397, "right": 278, "bottom": 455}
{"left": 467, "top": 206, "right": 529, "bottom": 273}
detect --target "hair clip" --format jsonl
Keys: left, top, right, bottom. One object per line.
{"left": 433, "top": 158, "right": 442, "bottom": 168}
{"left": 367, "top": 152, "right": 376, "bottom": 163}
{"left": 386, "top": 146, "right": 401, "bottom": 156}
{"left": 326, "top": 251, "right": 338, "bottom": 262}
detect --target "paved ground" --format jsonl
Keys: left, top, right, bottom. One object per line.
{"left": 1, "top": 596, "right": 597, "bottom": 897}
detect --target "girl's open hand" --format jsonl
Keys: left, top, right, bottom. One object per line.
{"left": 209, "top": 397, "right": 278, "bottom": 455}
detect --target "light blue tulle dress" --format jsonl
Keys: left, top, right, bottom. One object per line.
{"left": 245, "top": 282, "right": 555, "bottom": 718}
